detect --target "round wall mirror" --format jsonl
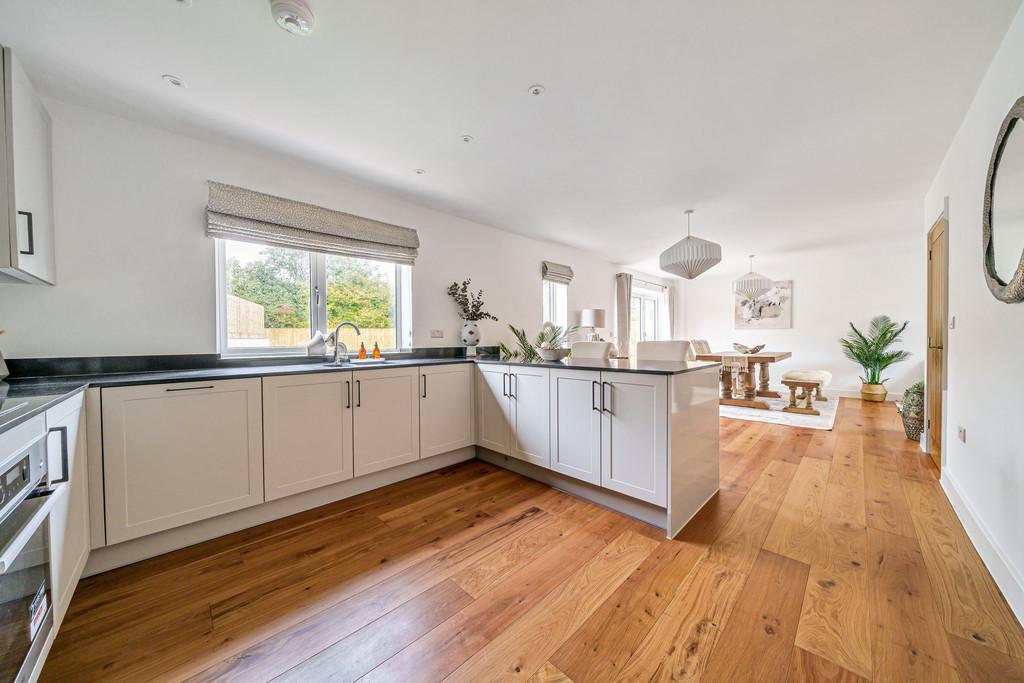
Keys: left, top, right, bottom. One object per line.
{"left": 983, "top": 96, "right": 1024, "bottom": 303}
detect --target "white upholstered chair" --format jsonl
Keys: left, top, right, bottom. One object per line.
{"left": 636, "top": 340, "right": 692, "bottom": 362}
{"left": 690, "top": 339, "right": 712, "bottom": 356}
{"left": 570, "top": 341, "right": 614, "bottom": 359}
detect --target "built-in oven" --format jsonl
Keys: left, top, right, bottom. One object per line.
{"left": 0, "top": 432, "right": 55, "bottom": 683}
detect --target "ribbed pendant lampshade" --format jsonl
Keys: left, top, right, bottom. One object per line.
{"left": 659, "top": 210, "right": 722, "bottom": 279}
{"left": 732, "top": 254, "right": 773, "bottom": 300}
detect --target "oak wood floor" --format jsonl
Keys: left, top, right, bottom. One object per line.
{"left": 42, "top": 399, "right": 1024, "bottom": 682}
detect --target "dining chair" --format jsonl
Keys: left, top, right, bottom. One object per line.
{"left": 636, "top": 340, "right": 692, "bottom": 362}
{"left": 690, "top": 339, "right": 712, "bottom": 356}
{"left": 570, "top": 341, "right": 614, "bottom": 358}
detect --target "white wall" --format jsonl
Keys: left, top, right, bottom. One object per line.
{"left": 0, "top": 99, "right": 674, "bottom": 358}
{"left": 924, "top": 5, "right": 1024, "bottom": 619}
{"left": 682, "top": 230, "right": 926, "bottom": 396}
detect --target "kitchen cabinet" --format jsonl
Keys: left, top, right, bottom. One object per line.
{"left": 600, "top": 371, "right": 667, "bottom": 505}
{"left": 509, "top": 365, "right": 550, "bottom": 467}
{"left": 548, "top": 368, "right": 601, "bottom": 485}
{"left": 0, "top": 45, "right": 56, "bottom": 285}
{"left": 263, "top": 372, "right": 353, "bottom": 502}
{"left": 476, "top": 363, "right": 511, "bottom": 455}
{"left": 101, "top": 379, "right": 264, "bottom": 544}
{"left": 46, "top": 393, "right": 89, "bottom": 627}
{"left": 420, "top": 363, "right": 474, "bottom": 458}
{"left": 352, "top": 366, "right": 420, "bottom": 476}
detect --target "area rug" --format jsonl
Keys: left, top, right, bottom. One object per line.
{"left": 719, "top": 394, "right": 838, "bottom": 430}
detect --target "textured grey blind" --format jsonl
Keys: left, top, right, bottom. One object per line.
{"left": 542, "top": 260, "right": 574, "bottom": 284}
{"left": 206, "top": 181, "right": 420, "bottom": 265}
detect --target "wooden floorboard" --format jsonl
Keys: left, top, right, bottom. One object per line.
{"left": 42, "top": 399, "right": 1024, "bottom": 682}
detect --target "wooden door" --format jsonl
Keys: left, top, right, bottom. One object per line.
{"left": 927, "top": 217, "right": 948, "bottom": 470}
{"left": 600, "top": 371, "right": 668, "bottom": 505}
{"left": 352, "top": 367, "right": 420, "bottom": 476}
{"left": 420, "top": 363, "right": 475, "bottom": 458}
{"left": 549, "top": 368, "right": 601, "bottom": 484}
{"left": 263, "top": 372, "right": 354, "bottom": 501}
{"left": 476, "top": 364, "right": 511, "bottom": 455}
{"left": 510, "top": 366, "right": 551, "bottom": 467}
{"left": 102, "top": 379, "right": 264, "bottom": 544}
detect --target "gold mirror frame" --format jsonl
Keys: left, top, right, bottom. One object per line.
{"left": 983, "top": 96, "right": 1024, "bottom": 303}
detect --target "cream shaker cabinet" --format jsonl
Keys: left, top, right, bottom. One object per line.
{"left": 548, "top": 368, "right": 602, "bottom": 485}
{"left": 476, "top": 363, "right": 512, "bottom": 455}
{"left": 0, "top": 45, "right": 55, "bottom": 284}
{"left": 600, "top": 371, "right": 667, "bottom": 506}
{"left": 419, "top": 363, "right": 475, "bottom": 458}
{"left": 46, "top": 393, "right": 89, "bottom": 627}
{"left": 509, "top": 365, "right": 550, "bottom": 468}
{"left": 101, "top": 379, "right": 264, "bottom": 544}
{"left": 263, "top": 372, "right": 354, "bottom": 501}
{"left": 352, "top": 366, "right": 420, "bottom": 476}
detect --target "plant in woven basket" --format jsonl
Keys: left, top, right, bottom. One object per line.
{"left": 839, "top": 315, "right": 910, "bottom": 401}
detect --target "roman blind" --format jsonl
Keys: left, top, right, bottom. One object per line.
{"left": 542, "top": 260, "right": 574, "bottom": 284}
{"left": 206, "top": 181, "right": 420, "bottom": 265}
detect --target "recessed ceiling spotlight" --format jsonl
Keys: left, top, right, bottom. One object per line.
{"left": 414, "top": 169, "right": 426, "bottom": 175}
{"left": 270, "top": 0, "right": 315, "bottom": 35}
{"left": 460, "top": 135, "right": 474, "bottom": 143}
{"left": 161, "top": 74, "right": 186, "bottom": 88}
{"left": 527, "top": 84, "right": 546, "bottom": 96}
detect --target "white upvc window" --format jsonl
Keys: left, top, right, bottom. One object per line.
{"left": 629, "top": 283, "right": 669, "bottom": 357}
{"left": 543, "top": 279, "right": 569, "bottom": 329}
{"left": 216, "top": 239, "right": 412, "bottom": 356}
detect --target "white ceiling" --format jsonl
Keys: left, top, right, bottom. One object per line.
{"left": 0, "top": 0, "right": 1019, "bottom": 274}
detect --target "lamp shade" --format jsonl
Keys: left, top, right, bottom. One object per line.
{"left": 580, "top": 308, "right": 606, "bottom": 328}
{"left": 659, "top": 210, "right": 722, "bottom": 280}
{"left": 732, "top": 254, "right": 773, "bottom": 300}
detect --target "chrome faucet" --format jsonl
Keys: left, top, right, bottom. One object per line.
{"left": 331, "top": 321, "right": 361, "bottom": 364}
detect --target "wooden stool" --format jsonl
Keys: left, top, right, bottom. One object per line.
{"left": 782, "top": 378, "right": 821, "bottom": 415}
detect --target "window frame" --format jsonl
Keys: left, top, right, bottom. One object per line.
{"left": 216, "top": 239, "right": 412, "bottom": 357}
{"left": 542, "top": 279, "right": 569, "bottom": 330}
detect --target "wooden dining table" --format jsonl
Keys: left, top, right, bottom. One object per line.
{"left": 695, "top": 350, "right": 793, "bottom": 409}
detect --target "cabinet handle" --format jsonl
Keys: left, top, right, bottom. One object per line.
{"left": 510, "top": 373, "right": 517, "bottom": 400}
{"left": 17, "top": 211, "right": 34, "bottom": 255}
{"left": 422, "top": 373, "right": 427, "bottom": 398}
{"left": 592, "top": 380, "right": 600, "bottom": 412}
{"left": 502, "top": 372, "right": 508, "bottom": 397}
{"left": 346, "top": 380, "right": 351, "bottom": 409}
{"left": 602, "top": 381, "right": 612, "bottom": 414}
{"left": 165, "top": 385, "right": 215, "bottom": 392}
{"left": 48, "top": 426, "right": 70, "bottom": 484}
{"left": 356, "top": 380, "right": 362, "bottom": 407}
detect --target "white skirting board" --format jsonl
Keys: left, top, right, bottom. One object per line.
{"left": 476, "top": 447, "right": 667, "bottom": 533}
{"left": 941, "top": 471, "right": 1024, "bottom": 623}
{"left": 83, "top": 447, "right": 475, "bottom": 576}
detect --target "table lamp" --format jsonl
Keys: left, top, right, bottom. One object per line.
{"left": 580, "top": 308, "right": 606, "bottom": 341}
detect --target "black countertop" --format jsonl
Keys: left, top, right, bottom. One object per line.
{"left": 474, "top": 356, "right": 720, "bottom": 375}
{"left": 0, "top": 381, "right": 89, "bottom": 434}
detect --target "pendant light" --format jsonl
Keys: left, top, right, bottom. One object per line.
{"left": 732, "top": 254, "right": 774, "bottom": 300}
{"left": 659, "top": 210, "right": 722, "bottom": 279}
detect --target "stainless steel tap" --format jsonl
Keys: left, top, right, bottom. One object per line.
{"left": 330, "top": 321, "right": 361, "bottom": 364}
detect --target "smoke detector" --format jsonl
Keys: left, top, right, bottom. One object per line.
{"left": 270, "top": 0, "right": 315, "bottom": 35}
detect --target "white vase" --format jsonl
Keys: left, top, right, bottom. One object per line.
{"left": 461, "top": 321, "right": 480, "bottom": 349}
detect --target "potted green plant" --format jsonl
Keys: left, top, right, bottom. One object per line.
{"left": 839, "top": 315, "right": 910, "bottom": 402}
{"left": 499, "top": 323, "right": 578, "bottom": 362}
{"left": 897, "top": 381, "right": 925, "bottom": 440}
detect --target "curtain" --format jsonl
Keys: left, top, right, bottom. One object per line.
{"left": 206, "top": 181, "right": 420, "bottom": 265}
{"left": 614, "top": 272, "right": 633, "bottom": 358}
{"left": 667, "top": 283, "right": 677, "bottom": 339}
{"left": 542, "top": 261, "right": 574, "bottom": 284}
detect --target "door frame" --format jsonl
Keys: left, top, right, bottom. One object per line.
{"left": 926, "top": 212, "right": 948, "bottom": 471}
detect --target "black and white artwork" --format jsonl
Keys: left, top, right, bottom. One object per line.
{"left": 734, "top": 280, "right": 793, "bottom": 329}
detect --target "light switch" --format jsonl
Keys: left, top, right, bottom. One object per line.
{"left": 430, "top": 329, "right": 444, "bottom": 339}
{"left": 949, "top": 315, "right": 956, "bottom": 330}
{"left": 957, "top": 426, "right": 966, "bottom": 443}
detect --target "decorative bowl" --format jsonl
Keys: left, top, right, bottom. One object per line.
{"left": 732, "top": 343, "right": 765, "bottom": 355}
{"left": 536, "top": 347, "right": 571, "bottom": 362}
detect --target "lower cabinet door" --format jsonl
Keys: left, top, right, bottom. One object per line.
{"left": 476, "top": 364, "right": 511, "bottom": 455}
{"left": 352, "top": 367, "right": 420, "bottom": 476}
{"left": 600, "top": 371, "right": 668, "bottom": 505}
{"left": 46, "top": 399, "right": 90, "bottom": 626}
{"left": 510, "top": 366, "right": 550, "bottom": 468}
{"left": 420, "top": 363, "right": 475, "bottom": 458}
{"left": 549, "top": 369, "right": 601, "bottom": 484}
{"left": 101, "top": 379, "right": 265, "bottom": 544}
{"left": 263, "top": 372, "right": 354, "bottom": 501}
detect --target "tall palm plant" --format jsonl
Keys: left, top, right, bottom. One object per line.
{"left": 839, "top": 315, "right": 910, "bottom": 385}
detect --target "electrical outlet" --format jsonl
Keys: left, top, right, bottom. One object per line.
{"left": 957, "top": 426, "right": 966, "bottom": 443}
{"left": 430, "top": 329, "right": 444, "bottom": 339}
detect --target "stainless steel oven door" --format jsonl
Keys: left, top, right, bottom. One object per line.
{"left": 0, "top": 488, "right": 57, "bottom": 683}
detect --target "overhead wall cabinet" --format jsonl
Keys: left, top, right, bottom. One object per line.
{"left": 0, "top": 45, "right": 56, "bottom": 284}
